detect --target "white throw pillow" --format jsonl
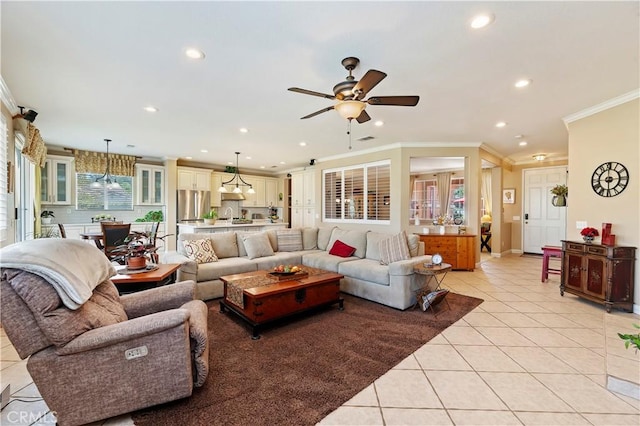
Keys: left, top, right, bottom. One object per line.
{"left": 379, "top": 231, "right": 411, "bottom": 265}
{"left": 242, "top": 233, "right": 275, "bottom": 259}
{"left": 183, "top": 239, "right": 218, "bottom": 264}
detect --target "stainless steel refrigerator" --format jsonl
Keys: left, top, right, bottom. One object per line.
{"left": 177, "top": 190, "right": 211, "bottom": 221}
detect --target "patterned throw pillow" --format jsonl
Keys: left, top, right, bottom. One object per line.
{"left": 183, "top": 239, "right": 218, "bottom": 264}
{"left": 276, "top": 229, "right": 303, "bottom": 252}
{"left": 379, "top": 231, "right": 411, "bottom": 265}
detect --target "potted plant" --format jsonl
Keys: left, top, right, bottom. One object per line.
{"left": 618, "top": 324, "right": 640, "bottom": 353}
{"left": 110, "top": 231, "right": 164, "bottom": 269}
{"left": 40, "top": 210, "right": 55, "bottom": 224}
{"left": 550, "top": 184, "right": 568, "bottom": 207}
{"left": 203, "top": 209, "right": 217, "bottom": 225}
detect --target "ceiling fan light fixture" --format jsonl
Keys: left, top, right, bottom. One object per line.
{"left": 335, "top": 100, "right": 366, "bottom": 120}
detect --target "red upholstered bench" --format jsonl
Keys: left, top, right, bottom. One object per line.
{"left": 541, "top": 246, "right": 562, "bottom": 282}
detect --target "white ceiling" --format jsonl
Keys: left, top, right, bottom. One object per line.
{"left": 2, "top": 1, "right": 638, "bottom": 173}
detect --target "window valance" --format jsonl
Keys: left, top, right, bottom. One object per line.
{"left": 73, "top": 149, "right": 136, "bottom": 176}
{"left": 21, "top": 123, "right": 47, "bottom": 168}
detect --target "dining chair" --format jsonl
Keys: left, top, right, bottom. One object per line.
{"left": 57, "top": 223, "right": 67, "bottom": 238}
{"left": 101, "top": 223, "right": 132, "bottom": 263}
{"left": 480, "top": 222, "right": 492, "bottom": 253}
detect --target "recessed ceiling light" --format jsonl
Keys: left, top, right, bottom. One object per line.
{"left": 279, "top": 161, "right": 286, "bottom": 165}
{"left": 143, "top": 106, "right": 158, "bottom": 113}
{"left": 260, "top": 165, "right": 265, "bottom": 169}
{"left": 227, "top": 161, "right": 233, "bottom": 165}
{"left": 239, "top": 128, "right": 249, "bottom": 133}
{"left": 185, "top": 48, "right": 205, "bottom": 59}
{"left": 514, "top": 79, "right": 531, "bottom": 88}
{"left": 299, "top": 141, "right": 307, "bottom": 147}
{"left": 495, "top": 121, "right": 507, "bottom": 128}
{"left": 470, "top": 13, "right": 494, "bottom": 29}
{"left": 533, "top": 154, "right": 546, "bottom": 161}
{"left": 200, "top": 149, "right": 208, "bottom": 153}
{"left": 519, "top": 141, "right": 528, "bottom": 146}
{"left": 185, "top": 156, "right": 193, "bottom": 160}
{"left": 245, "top": 156, "right": 251, "bottom": 160}
{"left": 374, "top": 120, "right": 384, "bottom": 127}
{"left": 514, "top": 134, "right": 523, "bottom": 139}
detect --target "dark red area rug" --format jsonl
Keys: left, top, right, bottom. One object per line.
{"left": 133, "top": 292, "right": 482, "bottom": 426}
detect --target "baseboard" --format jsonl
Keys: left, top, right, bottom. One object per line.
{"left": 511, "top": 249, "right": 523, "bottom": 254}
{"left": 634, "top": 304, "right": 640, "bottom": 315}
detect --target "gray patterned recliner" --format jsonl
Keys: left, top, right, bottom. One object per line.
{"left": 0, "top": 267, "right": 209, "bottom": 426}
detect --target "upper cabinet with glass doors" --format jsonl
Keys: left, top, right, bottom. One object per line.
{"left": 136, "top": 164, "right": 165, "bottom": 205}
{"left": 40, "top": 155, "right": 72, "bottom": 205}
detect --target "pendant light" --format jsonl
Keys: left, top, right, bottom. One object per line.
{"left": 90, "top": 139, "right": 121, "bottom": 189}
{"left": 218, "top": 152, "right": 255, "bottom": 194}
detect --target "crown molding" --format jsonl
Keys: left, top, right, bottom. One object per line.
{"left": 563, "top": 89, "right": 640, "bottom": 126}
{"left": 0, "top": 75, "right": 19, "bottom": 115}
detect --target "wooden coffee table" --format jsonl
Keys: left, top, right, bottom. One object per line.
{"left": 111, "top": 263, "right": 180, "bottom": 294}
{"left": 220, "top": 266, "right": 344, "bottom": 339}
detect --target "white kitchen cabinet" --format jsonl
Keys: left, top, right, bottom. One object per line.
{"left": 243, "top": 177, "right": 266, "bottom": 207}
{"left": 291, "top": 170, "right": 315, "bottom": 207}
{"left": 136, "top": 164, "right": 165, "bottom": 205}
{"left": 265, "top": 178, "right": 279, "bottom": 207}
{"left": 177, "top": 167, "right": 211, "bottom": 190}
{"left": 41, "top": 156, "right": 72, "bottom": 205}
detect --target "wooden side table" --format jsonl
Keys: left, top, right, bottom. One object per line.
{"left": 413, "top": 263, "right": 452, "bottom": 314}
{"left": 111, "top": 263, "right": 180, "bottom": 294}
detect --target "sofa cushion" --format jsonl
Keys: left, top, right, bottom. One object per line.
{"left": 196, "top": 258, "right": 257, "bottom": 282}
{"left": 210, "top": 232, "right": 239, "bottom": 258}
{"left": 317, "top": 226, "right": 336, "bottom": 250}
{"left": 338, "top": 259, "right": 390, "bottom": 286}
{"left": 327, "top": 229, "right": 367, "bottom": 258}
{"left": 379, "top": 231, "right": 411, "bottom": 265}
{"left": 407, "top": 233, "right": 420, "bottom": 257}
{"left": 183, "top": 239, "right": 218, "bottom": 264}
{"left": 242, "top": 233, "right": 275, "bottom": 259}
{"left": 302, "top": 251, "right": 356, "bottom": 273}
{"left": 264, "top": 229, "right": 279, "bottom": 252}
{"left": 276, "top": 229, "right": 303, "bottom": 252}
{"left": 365, "top": 232, "right": 390, "bottom": 261}
{"left": 329, "top": 240, "right": 357, "bottom": 257}
{"left": 301, "top": 227, "right": 318, "bottom": 250}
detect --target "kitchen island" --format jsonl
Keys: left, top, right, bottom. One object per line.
{"left": 178, "top": 221, "right": 287, "bottom": 234}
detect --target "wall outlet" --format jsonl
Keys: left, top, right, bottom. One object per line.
{"left": 576, "top": 220, "right": 587, "bottom": 229}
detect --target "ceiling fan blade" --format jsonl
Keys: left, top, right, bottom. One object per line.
{"left": 355, "top": 110, "right": 371, "bottom": 124}
{"left": 352, "top": 70, "right": 387, "bottom": 99}
{"left": 301, "top": 106, "right": 335, "bottom": 119}
{"left": 288, "top": 87, "right": 335, "bottom": 100}
{"left": 367, "top": 96, "right": 420, "bottom": 106}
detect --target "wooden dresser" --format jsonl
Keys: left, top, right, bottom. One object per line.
{"left": 417, "top": 234, "right": 476, "bottom": 271}
{"left": 561, "top": 240, "right": 636, "bottom": 312}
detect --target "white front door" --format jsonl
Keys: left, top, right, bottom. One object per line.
{"left": 523, "top": 166, "right": 567, "bottom": 254}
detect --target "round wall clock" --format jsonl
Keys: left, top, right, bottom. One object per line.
{"left": 591, "top": 161, "right": 629, "bottom": 197}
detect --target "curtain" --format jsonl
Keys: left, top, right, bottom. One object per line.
{"left": 21, "top": 123, "right": 47, "bottom": 168}
{"left": 481, "top": 169, "right": 492, "bottom": 217}
{"left": 436, "top": 172, "right": 452, "bottom": 217}
{"left": 73, "top": 149, "right": 136, "bottom": 176}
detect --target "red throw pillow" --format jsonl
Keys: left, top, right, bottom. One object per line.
{"left": 329, "top": 239, "right": 356, "bottom": 257}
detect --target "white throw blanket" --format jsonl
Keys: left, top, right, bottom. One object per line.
{"left": 0, "top": 239, "right": 116, "bottom": 310}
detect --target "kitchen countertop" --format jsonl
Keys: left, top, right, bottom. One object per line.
{"left": 178, "top": 221, "right": 287, "bottom": 229}
{"left": 42, "top": 221, "right": 164, "bottom": 226}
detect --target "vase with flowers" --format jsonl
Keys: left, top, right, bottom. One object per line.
{"left": 580, "top": 227, "right": 599, "bottom": 244}
{"left": 550, "top": 184, "right": 568, "bottom": 207}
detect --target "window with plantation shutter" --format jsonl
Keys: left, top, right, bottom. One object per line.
{"left": 0, "top": 115, "right": 7, "bottom": 241}
{"left": 323, "top": 160, "right": 390, "bottom": 224}
{"left": 76, "top": 173, "right": 133, "bottom": 210}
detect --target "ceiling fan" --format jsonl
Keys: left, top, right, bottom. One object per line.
{"left": 288, "top": 57, "right": 420, "bottom": 125}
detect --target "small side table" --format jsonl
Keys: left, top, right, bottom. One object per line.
{"left": 413, "top": 263, "right": 452, "bottom": 314}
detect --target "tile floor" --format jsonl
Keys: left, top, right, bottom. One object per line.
{"left": 1, "top": 254, "right": 639, "bottom": 425}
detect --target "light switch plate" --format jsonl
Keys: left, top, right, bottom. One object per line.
{"left": 576, "top": 221, "right": 587, "bottom": 229}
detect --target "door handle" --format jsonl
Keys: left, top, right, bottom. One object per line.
{"left": 524, "top": 213, "right": 529, "bottom": 220}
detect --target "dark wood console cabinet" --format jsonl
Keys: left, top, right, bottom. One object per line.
{"left": 560, "top": 240, "right": 636, "bottom": 312}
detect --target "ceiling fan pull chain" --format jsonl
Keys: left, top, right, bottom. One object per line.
{"left": 347, "top": 119, "right": 352, "bottom": 150}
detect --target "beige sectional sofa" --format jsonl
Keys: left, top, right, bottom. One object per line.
{"left": 163, "top": 227, "right": 433, "bottom": 310}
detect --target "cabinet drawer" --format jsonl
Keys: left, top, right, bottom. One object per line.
{"left": 585, "top": 245, "right": 607, "bottom": 256}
